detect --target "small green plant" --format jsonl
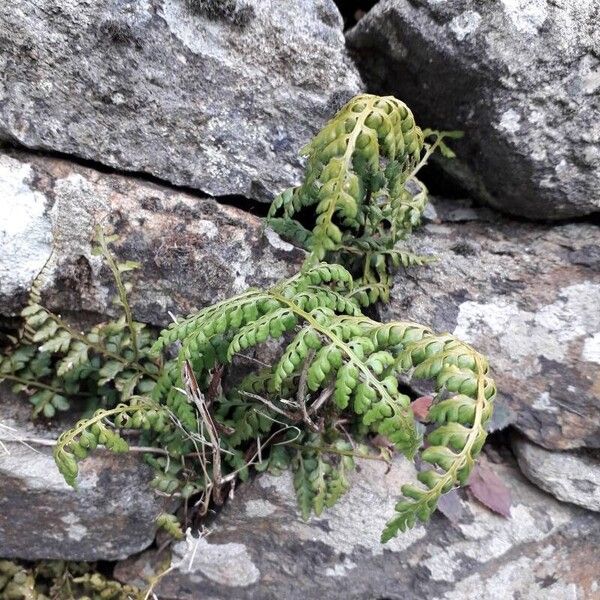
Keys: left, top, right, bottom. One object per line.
{"left": 1, "top": 94, "right": 494, "bottom": 542}
{"left": 0, "top": 229, "right": 159, "bottom": 418}
{"left": 0, "top": 559, "right": 141, "bottom": 600}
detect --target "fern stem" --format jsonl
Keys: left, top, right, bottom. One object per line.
{"left": 289, "top": 442, "right": 389, "bottom": 463}
{"left": 348, "top": 282, "right": 388, "bottom": 299}
{"left": 324, "top": 97, "right": 376, "bottom": 226}
{"left": 1, "top": 373, "right": 75, "bottom": 397}
{"left": 95, "top": 226, "right": 140, "bottom": 362}
{"left": 54, "top": 403, "right": 146, "bottom": 452}
{"left": 0, "top": 434, "right": 173, "bottom": 457}
{"left": 405, "top": 133, "right": 445, "bottom": 183}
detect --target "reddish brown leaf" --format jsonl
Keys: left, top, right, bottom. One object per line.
{"left": 411, "top": 395, "right": 433, "bottom": 421}
{"left": 468, "top": 460, "right": 512, "bottom": 518}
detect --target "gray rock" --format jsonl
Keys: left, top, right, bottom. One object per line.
{"left": 0, "top": 150, "right": 304, "bottom": 324}
{"left": 0, "top": 395, "right": 168, "bottom": 561}
{"left": 380, "top": 198, "right": 600, "bottom": 450}
{"left": 513, "top": 435, "right": 600, "bottom": 512}
{"left": 115, "top": 453, "right": 600, "bottom": 599}
{"left": 347, "top": 0, "right": 600, "bottom": 219}
{"left": 0, "top": 0, "right": 362, "bottom": 202}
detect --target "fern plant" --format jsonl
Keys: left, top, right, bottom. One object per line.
{"left": 0, "top": 559, "right": 142, "bottom": 600}
{"left": 0, "top": 228, "right": 160, "bottom": 418}
{"left": 145, "top": 261, "right": 494, "bottom": 536}
{"left": 3, "top": 93, "right": 495, "bottom": 543}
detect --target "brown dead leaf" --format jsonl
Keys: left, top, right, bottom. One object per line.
{"left": 411, "top": 395, "right": 433, "bottom": 422}
{"left": 468, "top": 459, "right": 512, "bottom": 518}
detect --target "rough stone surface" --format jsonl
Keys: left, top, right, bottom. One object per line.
{"left": 0, "top": 0, "right": 362, "bottom": 202}
{"left": 381, "top": 198, "right": 600, "bottom": 450}
{"left": 0, "top": 394, "right": 169, "bottom": 561}
{"left": 115, "top": 452, "right": 600, "bottom": 599}
{"left": 347, "top": 0, "right": 600, "bottom": 219}
{"left": 0, "top": 150, "right": 304, "bottom": 324}
{"left": 513, "top": 435, "right": 600, "bottom": 513}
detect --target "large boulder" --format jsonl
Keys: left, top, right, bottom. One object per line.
{"left": 0, "top": 0, "right": 362, "bottom": 202}
{"left": 380, "top": 198, "right": 600, "bottom": 450}
{"left": 0, "top": 396, "right": 168, "bottom": 561}
{"left": 115, "top": 452, "right": 600, "bottom": 599}
{"left": 0, "top": 150, "right": 305, "bottom": 323}
{"left": 513, "top": 435, "right": 600, "bottom": 513}
{"left": 347, "top": 0, "right": 600, "bottom": 219}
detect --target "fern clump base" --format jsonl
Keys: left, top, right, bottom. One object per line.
{"left": 1, "top": 93, "right": 495, "bottom": 544}
{"left": 47, "top": 260, "right": 494, "bottom": 541}
{"left": 145, "top": 261, "right": 495, "bottom": 538}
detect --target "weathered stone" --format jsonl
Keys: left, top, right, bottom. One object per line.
{"left": 0, "top": 395, "right": 168, "bottom": 561}
{"left": 380, "top": 198, "right": 600, "bottom": 450}
{"left": 115, "top": 452, "right": 600, "bottom": 599}
{"left": 347, "top": 0, "right": 600, "bottom": 219}
{"left": 0, "top": 150, "right": 304, "bottom": 324}
{"left": 513, "top": 435, "right": 600, "bottom": 513}
{"left": 0, "top": 0, "right": 362, "bottom": 202}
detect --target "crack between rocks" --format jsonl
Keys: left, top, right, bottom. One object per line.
{"left": 3, "top": 138, "right": 597, "bottom": 236}
{"left": 333, "top": 0, "right": 379, "bottom": 31}
{"left": 434, "top": 208, "right": 600, "bottom": 228}
{"left": 428, "top": 190, "right": 600, "bottom": 228}
{"left": 550, "top": 211, "right": 600, "bottom": 227}
{"left": 0, "top": 140, "right": 270, "bottom": 218}
{"left": 3, "top": 140, "right": 596, "bottom": 229}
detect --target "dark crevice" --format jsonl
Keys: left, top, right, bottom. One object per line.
{"left": 0, "top": 140, "right": 270, "bottom": 218}
{"left": 418, "top": 159, "right": 472, "bottom": 201}
{"left": 417, "top": 156, "right": 600, "bottom": 227}
{"left": 479, "top": 199, "right": 600, "bottom": 228}
{"left": 333, "top": 0, "right": 379, "bottom": 30}
{"left": 553, "top": 210, "right": 600, "bottom": 227}
{"left": 2, "top": 140, "right": 598, "bottom": 229}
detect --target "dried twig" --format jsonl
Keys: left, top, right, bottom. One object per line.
{"left": 183, "top": 360, "right": 224, "bottom": 505}
{"left": 307, "top": 385, "right": 334, "bottom": 416}
{"left": 206, "top": 364, "right": 224, "bottom": 408}
{"left": 239, "top": 390, "right": 298, "bottom": 420}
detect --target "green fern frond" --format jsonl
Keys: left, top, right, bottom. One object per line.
{"left": 53, "top": 398, "right": 169, "bottom": 487}
{"left": 0, "top": 229, "right": 160, "bottom": 417}
{"left": 153, "top": 264, "right": 422, "bottom": 459}
{"left": 268, "top": 94, "right": 424, "bottom": 263}
{"left": 156, "top": 512, "right": 185, "bottom": 540}
{"left": 292, "top": 434, "right": 356, "bottom": 518}
{"left": 381, "top": 332, "right": 495, "bottom": 542}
